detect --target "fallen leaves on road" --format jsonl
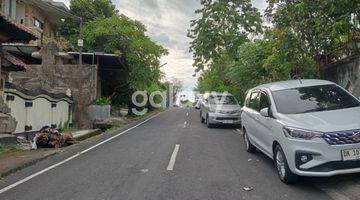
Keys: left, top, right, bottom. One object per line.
{"left": 140, "top": 169, "right": 149, "bottom": 173}
{"left": 243, "top": 186, "right": 253, "bottom": 191}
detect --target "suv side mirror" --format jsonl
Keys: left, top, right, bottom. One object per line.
{"left": 260, "top": 107, "right": 269, "bottom": 117}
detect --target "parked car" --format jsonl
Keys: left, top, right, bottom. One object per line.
{"left": 200, "top": 92, "right": 241, "bottom": 128}
{"left": 241, "top": 79, "right": 360, "bottom": 183}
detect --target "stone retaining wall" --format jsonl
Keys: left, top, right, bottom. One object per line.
{"left": 324, "top": 55, "right": 360, "bottom": 97}
{"left": 10, "top": 42, "right": 97, "bottom": 128}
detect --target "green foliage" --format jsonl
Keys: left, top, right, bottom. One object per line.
{"left": 266, "top": 0, "right": 360, "bottom": 59}
{"left": 189, "top": 0, "right": 263, "bottom": 101}
{"left": 0, "top": 144, "right": 4, "bottom": 155}
{"left": 0, "top": 144, "right": 17, "bottom": 156}
{"left": 58, "top": 0, "right": 167, "bottom": 109}
{"left": 93, "top": 97, "right": 111, "bottom": 105}
{"left": 191, "top": 0, "right": 357, "bottom": 102}
{"left": 262, "top": 28, "right": 317, "bottom": 80}
{"left": 58, "top": 120, "right": 77, "bottom": 132}
{"left": 82, "top": 16, "right": 168, "bottom": 92}
{"left": 58, "top": 0, "right": 118, "bottom": 46}
{"left": 190, "top": 0, "right": 263, "bottom": 101}
{"left": 188, "top": 0, "right": 263, "bottom": 72}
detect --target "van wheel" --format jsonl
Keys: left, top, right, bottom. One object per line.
{"left": 200, "top": 111, "right": 205, "bottom": 123}
{"left": 274, "top": 145, "right": 298, "bottom": 184}
{"left": 243, "top": 130, "right": 256, "bottom": 153}
{"left": 206, "top": 115, "right": 213, "bottom": 128}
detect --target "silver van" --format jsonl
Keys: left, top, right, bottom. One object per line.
{"left": 200, "top": 92, "right": 241, "bottom": 128}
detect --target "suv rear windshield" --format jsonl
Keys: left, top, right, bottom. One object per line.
{"left": 209, "top": 95, "right": 238, "bottom": 105}
{"left": 272, "top": 84, "right": 360, "bottom": 114}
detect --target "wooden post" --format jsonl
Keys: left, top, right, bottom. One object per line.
{"left": 79, "top": 17, "right": 83, "bottom": 65}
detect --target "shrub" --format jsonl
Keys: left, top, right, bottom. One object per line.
{"left": 93, "top": 97, "right": 111, "bottom": 105}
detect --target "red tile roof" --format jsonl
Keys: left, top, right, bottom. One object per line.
{"left": 3, "top": 52, "right": 27, "bottom": 71}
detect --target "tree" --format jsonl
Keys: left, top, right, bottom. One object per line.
{"left": 57, "top": 0, "right": 168, "bottom": 110}
{"left": 58, "top": 0, "right": 118, "bottom": 47}
{"left": 226, "top": 40, "right": 270, "bottom": 98}
{"left": 261, "top": 28, "right": 317, "bottom": 80}
{"left": 170, "top": 78, "right": 183, "bottom": 103}
{"left": 82, "top": 16, "right": 168, "bottom": 95}
{"left": 226, "top": 32, "right": 316, "bottom": 101}
{"left": 187, "top": 0, "right": 263, "bottom": 72}
{"left": 266, "top": 0, "right": 360, "bottom": 64}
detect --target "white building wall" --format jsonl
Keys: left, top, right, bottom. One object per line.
{"left": 54, "top": 101, "right": 70, "bottom": 127}
{"left": 5, "top": 92, "right": 72, "bottom": 133}
{"left": 29, "top": 98, "right": 52, "bottom": 131}
{"left": 6, "top": 93, "right": 25, "bottom": 133}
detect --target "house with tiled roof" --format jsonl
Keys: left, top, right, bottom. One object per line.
{"left": 0, "top": 9, "right": 37, "bottom": 137}
{"left": 1, "top": 0, "right": 69, "bottom": 38}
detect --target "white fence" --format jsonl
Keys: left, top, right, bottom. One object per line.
{"left": 4, "top": 84, "right": 73, "bottom": 133}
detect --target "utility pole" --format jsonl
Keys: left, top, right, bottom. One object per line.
{"left": 78, "top": 17, "right": 83, "bottom": 65}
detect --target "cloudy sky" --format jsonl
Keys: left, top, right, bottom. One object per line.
{"left": 60, "top": 0, "right": 267, "bottom": 93}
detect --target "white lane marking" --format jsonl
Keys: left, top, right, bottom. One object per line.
{"left": 186, "top": 112, "right": 189, "bottom": 116}
{"left": 0, "top": 113, "right": 161, "bottom": 195}
{"left": 167, "top": 144, "right": 180, "bottom": 171}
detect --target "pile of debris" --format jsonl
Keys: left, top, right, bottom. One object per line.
{"left": 32, "top": 126, "right": 76, "bottom": 149}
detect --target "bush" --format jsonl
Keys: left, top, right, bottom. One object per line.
{"left": 93, "top": 97, "right": 111, "bottom": 105}
{"left": 0, "top": 144, "right": 4, "bottom": 155}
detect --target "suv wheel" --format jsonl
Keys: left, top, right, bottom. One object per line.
{"left": 274, "top": 145, "right": 298, "bottom": 184}
{"left": 206, "top": 115, "right": 213, "bottom": 128}
{"left": 243, "top": 130, "right": 256, "bottom": 153}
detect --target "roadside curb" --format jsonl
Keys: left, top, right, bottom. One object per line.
{"left": 105, "top": 109, "right": 165, "bottom": 135}
{"left": 72, "top": 129, "right": 102, "bottom": 141}
{"left": 0, "top": 150, "right": 58, "bottom": 178}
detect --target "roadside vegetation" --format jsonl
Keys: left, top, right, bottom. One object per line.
{"left": 188, "top": 0, "right": 360, "bottom": 101}
{"left": 58, "top": 0, "right": 171, "bottom": 112}
{"left": 0, "top": 144, "right": 18, "bottom": 157}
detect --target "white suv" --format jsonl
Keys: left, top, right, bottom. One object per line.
{"left": 241, "top": 79, "right": 360, "bottom": 183}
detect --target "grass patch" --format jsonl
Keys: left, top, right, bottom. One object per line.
{"left": 0, "top": 144, "right": 18, "bottom": 157}
{"left": 107, "top": 124, "right": 124, "bottom": 133}
{"left": 127, "top": 108, "right": 163, "bottom": 120}
{"left": 0, "top": 144, "right": 5, "bottom": 155}
{"left": 62, "top": 126, "right": 79, "bottom": 132}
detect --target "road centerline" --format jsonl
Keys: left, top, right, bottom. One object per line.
{"left": 167, "top": 144, "right": 180, "bottom": 171}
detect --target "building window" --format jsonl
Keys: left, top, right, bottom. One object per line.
{"left": 33, "top": 18, "right": 43, "bottom": 29}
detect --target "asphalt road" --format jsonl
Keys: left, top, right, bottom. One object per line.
{"left": 1, "top": 108, "right": 360, "bottom": 200}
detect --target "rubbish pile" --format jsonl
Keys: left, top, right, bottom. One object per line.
{"left": 32, "top": 126, "right": 76, "bottom": 149}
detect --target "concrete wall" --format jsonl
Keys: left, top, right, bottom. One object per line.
{"left": 10, "top": 42, "right": 97, "bottom": 128}
{"left": 86, "top": 105, "right": 110, "bottom": 122}
{"left": 5, "top": 91, "right": 72, "bottom": 133}
{"left": 324, "top": 56, "right": 360, "bottom": 98}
